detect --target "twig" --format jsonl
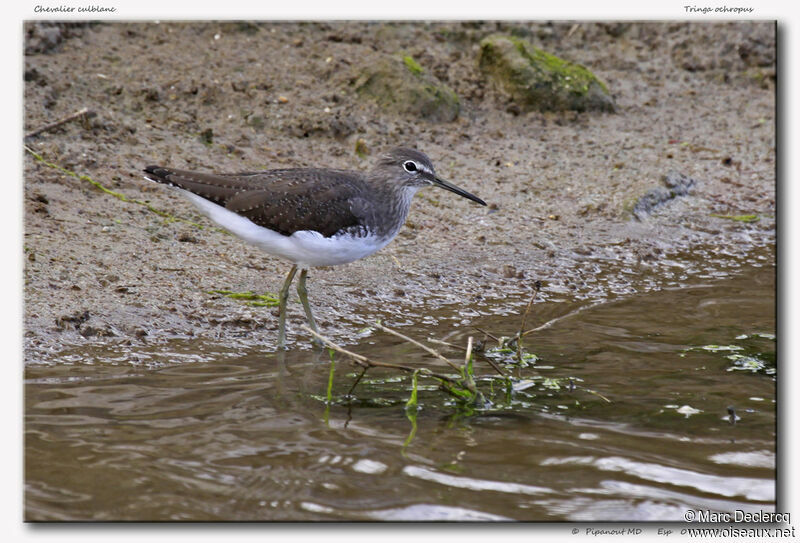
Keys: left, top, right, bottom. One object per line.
{"left": 517, "top": 281, "right": 542, "bottom": 361}
{"left": 480, "top": 351, "right": 506, "bottom": 377}
{"left": 24, "top": 108, "right": 95, "bottom": 139}
{"left": 521, "top": 301, "right": 602, "bottom": 337}
{"left": 585, "top": 389, "right": 612, "bottom": 403}
{"left": 461, "top": 336, "right": 477, "bottom": 394}
{"left": 300, "top": 325, "right": 461, "bottom": 386}
{"left": 518, "top": 282, "right": 542, "bottom": 340}
{"left": 427, "top": 337, "right": 505, "bottom": 377}
{"left": 566, "top": 23, "right": 580, "bottom": 39}
{"left": 473, "top": 326, "right": 500, "bottom": 343}
{"left": 375, "top": 322, "right": 462, "bottom": 372}
{"left": 427, "top": 337, "right": 465, "bottom": 351}
{"left": 346, "top": 366, "right": 368, "bottom": 397}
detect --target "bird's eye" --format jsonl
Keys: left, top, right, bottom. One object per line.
{"left": 402, "top": 160, "right": 418, "bottom": 173}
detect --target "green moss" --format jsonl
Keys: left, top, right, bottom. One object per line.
{"left": 403, "top": 55, "right": 423, "bottom": 75}
{"left": 210, "top": 289, "right": 279, "bottom": 307}
{"left": 354, "top": 138, "right": 369, "bottom": 159}
{"left": 508, "top": 35, "right": 609, "bottom": 95}
{"left": 479, "top": 34, "right": 614, "bottom": 112}
{"left": 710, "top": 213, "right": 760, "bottom": 223}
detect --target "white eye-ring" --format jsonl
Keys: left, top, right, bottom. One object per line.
{"left": 402, "top": 160, "right": 418, "bottom": 173}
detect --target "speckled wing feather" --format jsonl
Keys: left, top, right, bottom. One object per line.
{"left": 143, "top": 166, "right": 369, "bottom": 237}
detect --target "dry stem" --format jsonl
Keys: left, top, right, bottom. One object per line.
{"left": 427, "top": 337, "right": 506, "bottom": 377}
{"left": 516, "top": 282, "right": 541, "bottom": 362}
{"left": 375, "top": 322, "right": 462, "bottom": 372}
{"left": 25, "top": 108, "right": 95, "bottom": 139}
{"left": 300, "top": 325, "right": 461, "bottom": 387}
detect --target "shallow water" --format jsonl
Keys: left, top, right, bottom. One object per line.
{"left": 24, "top": 253, "right": 775, "bottom": 521}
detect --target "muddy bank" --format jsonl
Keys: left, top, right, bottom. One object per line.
{"left": 23, "top": 21, "right": 775, "bottom": 361}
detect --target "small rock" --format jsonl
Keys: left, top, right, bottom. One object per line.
{"left": 24, "top": 67, "right": 42, "bottom": 82}
{"left": 601, "top": 23, "right": 631, "bottom": 37}
{"left": 32, "top": 202, "right": 49, "bottom": 215}
{"left": 199, "top": 128, "right": 213, "bottom": 144}
{"left": 737, "top": 36, "right": 775, "bottom": 67}
{"left": 54, "top": 310, "right": 91, "bottom": 331}
{"left": 291, "top": 111, "right": 356, "bottom": 139}
{"left": 25, "top": 22, "right": 86, "bottom": 54}
{"left": 632, "top": 170, "right": 698, "bottom": 220}
{"left": 143, "top": 87, "right": 161, "bottom": 102}
{"left": 354, "top": 56, "right": 460, "bottom": 122}
{"left": 79, "top": 323, "right": 116, "bottom": 338}
{"left": 502, "top": 265, "right": 525, "bottom": 279}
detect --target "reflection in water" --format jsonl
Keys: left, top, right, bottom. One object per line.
{"left": 25, "top": 259, "right": 775, "bottom": 521}
{"left": 403, "top": 465, "right": 553, "bottom": 495}
{"left": 539, "top": 456, "right": 773, "bottom": 501}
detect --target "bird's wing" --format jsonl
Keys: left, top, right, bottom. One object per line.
{"left": 144, "top": 166, "right": 368, "bottom": 237}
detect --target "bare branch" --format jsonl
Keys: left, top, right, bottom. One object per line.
{"left": 300, "top": 325, "right": 461, "bottom": 386}
{"left": 427, "top": 337, "right": 465, "bottom": 351}
{"left": 375, "top": 322, "right": 462, "bottom": 372}
{"left": 473, "top": 326, "right": 500, "bottom": 343}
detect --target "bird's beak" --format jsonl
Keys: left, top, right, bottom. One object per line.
{"left": 432, "top": 176, "right": 486, "bottom": 206}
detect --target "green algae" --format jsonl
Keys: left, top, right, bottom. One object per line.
{"left": 710, "top": 213, "right": 760, "bottom": 223}
{"left": 402, "top": 55, "right": 423, "bottom": 75}
{"left": 25, "top": 146, "right": 206, "bottom": 229}
{"left": 209, "top": 289, "right": 279, "bottom": 307}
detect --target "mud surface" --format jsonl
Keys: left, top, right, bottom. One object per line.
{"left": 23, "top": 21, "right": 776, "bottom": 360}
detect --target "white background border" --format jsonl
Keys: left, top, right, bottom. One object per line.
{"left": 7, "top": 2, "right": 792, "bottom": 541}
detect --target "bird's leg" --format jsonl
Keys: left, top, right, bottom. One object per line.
{"left": 277, "top": 265, "right": 298, "bottom": 350}
{"left": 296, "top": 268, "right": 322, "bottom": 345}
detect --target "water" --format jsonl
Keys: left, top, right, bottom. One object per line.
{"left": 24, "top": 256, "right": 775, "bottom": 521}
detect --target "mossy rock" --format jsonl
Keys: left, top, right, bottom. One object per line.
{"left": 478, "top": 34, "right": 615, "bottom": 113}
{"left": 353, "top": 56, "right": 460, "bottom": 122}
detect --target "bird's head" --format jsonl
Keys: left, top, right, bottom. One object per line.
{"left": 374, "top": 148, "right": 486, "bottom": 206}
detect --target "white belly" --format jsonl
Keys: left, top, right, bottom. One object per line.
{"left": 181, "top": 190, "right": 393, "bottom": 268}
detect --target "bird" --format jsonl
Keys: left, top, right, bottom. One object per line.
{"left": 143, "top": 148, "right": 486, "bottom": 349}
